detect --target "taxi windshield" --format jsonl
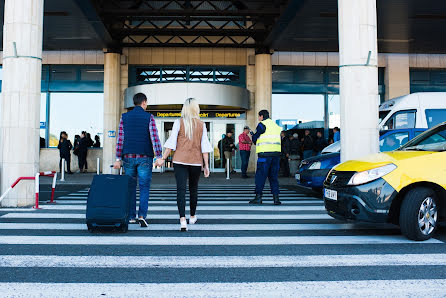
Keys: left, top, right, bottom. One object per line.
{"left": 400, "top": 124, "right": 446, "bottom": 152}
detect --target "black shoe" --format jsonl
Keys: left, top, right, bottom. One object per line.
{"left": 242, "top": 175, "right": 250, "bottom": 179}
{"left": 138, "top": 218, "right": 148, "bottom": 227}
{"left": 273, "top": 195, "right": 282, "bottom": 205}
{"left": 249, "top": 194, "right": 262, "bottom": 205}
{"left": 67, "top": 172, "right": 73, "bottom": 175}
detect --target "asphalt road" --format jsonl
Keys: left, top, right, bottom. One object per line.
{"left": 0, "top": 183, "right": 445, "bottom": 297}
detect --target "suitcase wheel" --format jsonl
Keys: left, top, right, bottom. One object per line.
{"left": 87, "top": 223, "right": 95, "bottom": 233}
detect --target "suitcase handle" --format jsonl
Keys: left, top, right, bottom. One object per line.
{"left": 109, "top": 165, "right": 123, "bottom": 175}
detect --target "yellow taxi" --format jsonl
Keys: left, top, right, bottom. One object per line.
{"left": 323, "top": 122, "right": 446, "bottom": 241}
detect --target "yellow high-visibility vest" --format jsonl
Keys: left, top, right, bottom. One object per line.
{"left": 256, "top": 118, "right": 282, "bottom": 154}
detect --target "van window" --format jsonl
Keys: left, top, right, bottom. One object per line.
{"left": 385, "top": 110, "right": 416, "bottom": 129}
{"left": 425, "top": 109, "right": 446, "bottom": 128}
{"left": 380, "top": 132, "right": 409, "bottom": 152}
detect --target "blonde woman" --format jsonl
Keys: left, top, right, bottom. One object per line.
{"left": 155, "top": 98, "right": 211, "bottom": 231}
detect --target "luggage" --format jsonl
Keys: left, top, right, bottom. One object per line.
{"left": 86, "top": 174, "right": 136, "bottom": 233}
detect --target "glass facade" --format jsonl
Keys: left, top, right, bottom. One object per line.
{"left": 272, "top": 66, "right": 385, "bottom": 139}
{"left": 0, "top": 65, "right": 105, "bottom": 148}
{"left": 410, "top": 69, "right": 446, "bottom": 93}
{"left": 129, "top": 66, "right": 245, "bottom": 87}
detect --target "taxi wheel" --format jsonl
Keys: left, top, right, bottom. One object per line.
{"left": 399, "top": 187, "right": 439, "bottom": 241}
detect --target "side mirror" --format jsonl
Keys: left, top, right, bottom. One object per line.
{"left": 383, "top": 125, "right": 389, "bottom": 131}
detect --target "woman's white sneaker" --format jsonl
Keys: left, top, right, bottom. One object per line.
{"left": 180, "top": 219, "right": 188, "bottom": 232}
{"left": 189, "top": 216, "right": 198, "bottom": 225}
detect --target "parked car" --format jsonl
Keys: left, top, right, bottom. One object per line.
{"left": 296, "top": 129, "right": 426, "bottom": 191}
{"left": 379, "top": 92, "right": 446, "bottom": 130}
{"left": 323, "top": 122, "right": 446, "bottom": 241}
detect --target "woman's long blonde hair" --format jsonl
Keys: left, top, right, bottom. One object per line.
{"left": 181, "top": 98, "right": 200, "bottom": 140}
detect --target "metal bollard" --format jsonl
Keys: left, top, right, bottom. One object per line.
{"left": 96, "top": 158, "right": 100, "bottom": 175}
{"left": 226, "top": 158, "right": 230, "bottom": 180}
{"left": 60, "top": 158, "right": 65, "bottom": 181}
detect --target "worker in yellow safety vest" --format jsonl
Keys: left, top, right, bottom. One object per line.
{"left": 249, "top": 110, "right": 282, "bottom": 205}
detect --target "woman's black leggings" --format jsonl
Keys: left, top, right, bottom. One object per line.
{"left": 173, "top": 163, "right": 201, "bottom": 218}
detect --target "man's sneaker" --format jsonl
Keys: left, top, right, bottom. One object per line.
{"left": 138, "top": 218, "right": 148, "bottom": 227}
{"left": 129, "top": 219, "right": 137, "bottom": 224}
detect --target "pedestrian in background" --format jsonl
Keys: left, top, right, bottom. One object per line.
{"left": 77, "top": 131, "right": 89, "bottom": 173}
{"left": 114, "top": 92, "right": 163, "bottom": 228}
{"left": 86, "top": 133, "right": 94, "bottom": 147}
{"left": 302, "top": 130, "right": 314, "bottom": 159}
{"left": 288, "top": 133, "right": 301, "bottom": 176}
{"left": 93, "top": 135, "right": 101, "bottom": 148}
{"left": 333, "top": 127, "right": 340, "bottom": 142}
{"left": 156, "top": 98, "right": 211, "bottom": 231}
{"left": 57, "top": 131, "right": 73, "bottom": 174}
{"left": 314, "top": 131, "right": 328, "bottom": 155}
{"left": 249, "top": 110, "right": 282, "bottom": 205}
{"left": 222, "top": 130, "right": 236, "bottom": 174}
{"left": 279, "top": 131, "right": 290, "bottom": 177}
{"left": 238, "top": 126, "right": 252, "bottom": 178}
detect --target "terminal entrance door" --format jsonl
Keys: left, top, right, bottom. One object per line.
{"left": 155, "top": 119, "right": 245, "bottom": 173}
{"left": 156, "top": 120, "right": 213, "bottom": 172}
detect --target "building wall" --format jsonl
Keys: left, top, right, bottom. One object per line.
{"left": 5, "top": 49, "right": 446, "bottom": 173}
{"left": 40, "top": 148, "right": 102, "bottom": 173}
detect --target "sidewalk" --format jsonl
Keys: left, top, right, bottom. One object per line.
{"left": 39, "top": 171, "right": 298, "bottom": 187}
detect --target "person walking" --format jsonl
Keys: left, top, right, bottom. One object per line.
{"left": 77, "top": 132, "right": 89, "bottom": 173}
{"left": 238, "top": 126, "right": 252, "bottom": 178}
{"left": 57, "top": 131, "right": 73, "bottom": 174}
{"left": 222, "top": 130, "right": 236, "bottom": 174}
{"left": 314, "top": 131, "right": 328, "bottom": 155}
{"left": 249, "top": 110, "right": 282, "bottom": 205}
{"left": 155, "top": 98, "right": 211, "bottom": 231}
{"left": 279, "top": 131, "right": 290, "bottom": 177}
{"left": 302, "top": 130, "right": 314, "bottom": 159}
{"left": 113, "top": 92, "right": 163, "bottom": 227}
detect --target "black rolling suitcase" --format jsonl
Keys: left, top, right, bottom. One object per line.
{"left": 86, "top": 173, "right": 136, "bottom": 233}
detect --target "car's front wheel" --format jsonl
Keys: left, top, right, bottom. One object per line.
{"left": 399, "top": 187, "right": 439, "bottom": 241}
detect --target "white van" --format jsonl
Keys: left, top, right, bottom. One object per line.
{"left": 379, "top": 92, "right": 446, "bottom": 130}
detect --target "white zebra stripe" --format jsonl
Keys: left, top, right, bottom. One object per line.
{"left": 1, "top": 254, "right": 445, "bottom": 268}
{"left": 0, "top": 235, "right": 441, "bottom": 245}
{"left": 1, "top": 213, "right": 331, "bottom": 220}
{"left": 1, "top": 280, "right": 444, "bottom": 297}
{"left": 0, "top": 223, "right": 391, "bottom": 231}
{"left": 37, "top": 205, "right": 326, "bottom": 211}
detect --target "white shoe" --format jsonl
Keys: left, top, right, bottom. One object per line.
{"left": 180, "top": 219, "right": 188, "bottom": 232}
{"left": 189, "top": 216, "right": 197, "bottom": 225}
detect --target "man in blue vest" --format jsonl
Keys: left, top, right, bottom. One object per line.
{"left": 114, "top": 93, "right": 163, "bottom": 227}
{"left": 249, "top": 110, "right": 282, "bottom": 205}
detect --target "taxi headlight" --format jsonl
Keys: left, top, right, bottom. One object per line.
{"left": 308, "top": 161, "right": 322, "bottom": 170}
{"left": 348, "top": 164, "right": 397, "bottom": 186}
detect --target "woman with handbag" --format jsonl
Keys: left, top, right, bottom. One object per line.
{"left": 155, "top": 98, "right": 211, "bottom": 231}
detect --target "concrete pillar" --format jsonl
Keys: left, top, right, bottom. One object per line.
{"left": 102, "top": 52, "right": 121, "bottom": 173}
{"left": 254, "top": 54, "right": 273, "bottom": 117}
{"left": 338, "top": 0, "right": 379, "bottom": 162}
{"left": 246, "top": 50, "right": 257, "bottom": 173}
{"left": 385, "top": 54, "right": 410, "bottom": 100}
{"left": 0, "top": 0, "right": 44, "bottom": 207}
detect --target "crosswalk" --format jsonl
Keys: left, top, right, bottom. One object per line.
{"left": 0, "top": 184, "right": 445, "bottom": 297}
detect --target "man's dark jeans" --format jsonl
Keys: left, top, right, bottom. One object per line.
{"left": 240, "top": 150, "right": 251, "bottom": 176}
{"left": 255, "top": 155, "right": 280, "bottom": 195}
